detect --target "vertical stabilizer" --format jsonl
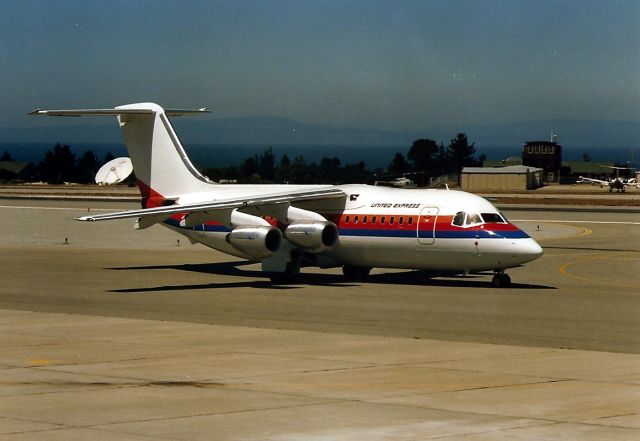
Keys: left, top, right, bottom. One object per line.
{"left": 115, "top": 103, "right": 211, "bottom": 202}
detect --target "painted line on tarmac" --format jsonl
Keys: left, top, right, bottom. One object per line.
{"left": 537, "top": 225, "right": 592, "bottom": 241}
{"left": 513, "top": 219, "right": 640, "bottom": 225}
{"left": 0, "top": 205, "right": 115, "bottom": 212}
{"left": 559, "top": 252, "right": 639, "bottom": 289}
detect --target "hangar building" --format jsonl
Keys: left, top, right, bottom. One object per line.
{"left": 461, "top": 165, "right": 543, "bottom": 191}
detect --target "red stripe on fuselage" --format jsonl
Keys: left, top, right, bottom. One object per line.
{"left": 327, "top": 213, "right": 416, "bottom": 232}
{"left": 328, "top": 213, "right": 521, "bottom": 233}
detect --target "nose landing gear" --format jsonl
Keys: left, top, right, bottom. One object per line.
{"left": 492, "top": 271, "right": 512, "bottom": 288}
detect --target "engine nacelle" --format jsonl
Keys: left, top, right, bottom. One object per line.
{"left": 284, "top": 221, "right": 339, "bottom": 253}
{"left": 226, "top": 226, "right": 282, "bottom": 259}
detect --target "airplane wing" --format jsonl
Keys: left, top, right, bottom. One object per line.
{"left": 577, "top": 176, "right": 609, "bottom": 185}
{"left": 77, "top": 186, "right": 345, "bottom": 227}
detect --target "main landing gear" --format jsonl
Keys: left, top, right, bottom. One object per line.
{"left": 267, "top": 250, "right": 302, "bottom": 284}
{"left": 342, "top": 265, "right": 371, "bottom": 282}
{"left": 492, "top": 271, "right": 512, "bottom": 288}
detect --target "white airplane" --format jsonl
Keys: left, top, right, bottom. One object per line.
{"left": 577, "top": 176, "right": 638, "bottom": 192}
{"left": 374, "top": 176, "right": 416, "bottom": 188}
{"left": 31, "top": 103, "right": 542, "bottom": 287}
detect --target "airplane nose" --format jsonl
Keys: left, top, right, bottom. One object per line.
{"left": 518, "top": 238, "right": 544, "bottom": 262}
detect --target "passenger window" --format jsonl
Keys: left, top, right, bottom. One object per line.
{"left": 399, "top": 217, "right": 404, "bottom": 225}
{"left": 345, "top": 216, "right": 350, "bottom": 224}
{"left": 390, "top": 216, "right": 395, "bottom": 225}
{"left": 381, "top": 216, "right": 386, "bottom": 224}
{"left": 452, "top": 211, "right": 465, "bottom": 227}
{"left": 354, "top": 216, "right": 359, "bottom": 224}
{"left": 372, "top": 216, "right": 377, "bottom": 224}
{"left": 363, "top": 216, "right": 368, "bottom": 224}
{"left": 408, "top": 217, "right": 413, "bottom": 225}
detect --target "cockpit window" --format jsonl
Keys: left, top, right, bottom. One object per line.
{"left": 452, "top": 211, "right": 483, "bottom": 227}
{"left": 465, "top": 213, "right": 483, "bottom": 226}
{"left": 481, "top": 213, "right": 507, "bottom": 224}
{"left": 452, "top": 211, "right": 465, "bottom": 227}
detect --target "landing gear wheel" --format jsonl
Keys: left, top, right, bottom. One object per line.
{"left": 267, "top": 260, "right": 301, "bottom": 284}
{"left": 342, "top": 265, "right": 371, "bottom": 282}
{"left": 492, "top": 273, "right": 512, "bottom": 288}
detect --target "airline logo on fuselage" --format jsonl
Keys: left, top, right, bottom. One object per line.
{"left": 370, "top": 202, "right": 421, "bottom": 209}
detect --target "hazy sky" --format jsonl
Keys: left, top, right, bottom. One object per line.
{"left": 2, "top": 0, "right": 639, "bottom": 131}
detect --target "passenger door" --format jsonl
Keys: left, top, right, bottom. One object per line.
{"left": 417, "top": 207, "right": 438, "bottom": 245}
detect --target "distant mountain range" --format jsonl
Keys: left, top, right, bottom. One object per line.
{"left": 2, "top": 116, "right": 639, "bottom": 167}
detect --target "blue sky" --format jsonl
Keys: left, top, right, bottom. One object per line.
{"left": 2, "top": 0, "right": 639, "bottom": 131}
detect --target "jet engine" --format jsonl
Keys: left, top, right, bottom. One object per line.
{"left": 284, "top": 221, "right": 339, "bottom": 253}
{"left": 226, "top": 226, "right": 282, "bottom": 259}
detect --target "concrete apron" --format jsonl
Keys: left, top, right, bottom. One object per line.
{"left": 1, "top": 309, "right": 638, "bottom": 440}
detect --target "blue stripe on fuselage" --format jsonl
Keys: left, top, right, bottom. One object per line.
{"left": 339, "top": 228, "right": 529, "bottom": 240}
{"left": 434, "top": 230, "right": 530, "bottom": 239}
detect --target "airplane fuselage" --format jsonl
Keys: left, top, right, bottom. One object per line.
{"left": 163, "top": 184, "right": 542, "bottom": 273}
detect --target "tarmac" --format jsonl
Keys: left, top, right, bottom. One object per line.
{"left": 1, "top": 193, "right": 639, "bottom": 440}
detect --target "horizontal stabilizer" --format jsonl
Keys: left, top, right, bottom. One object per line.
{"left": 29, "top": 107, "right": 210, "bottom": 117}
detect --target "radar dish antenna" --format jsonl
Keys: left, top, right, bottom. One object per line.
{"left": 95, "top": 157, "right": 133, "bottom": 185}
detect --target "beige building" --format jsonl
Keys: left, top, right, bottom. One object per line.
{"left": 461, "top": 165, "right": 543, "bottom": 191}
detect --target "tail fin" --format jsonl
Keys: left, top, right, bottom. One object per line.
{"left": 115, "top": 103, "right": 212, "bottom": 202}
{"left": 30, "top": 103, "right": 212, "bottom": 205}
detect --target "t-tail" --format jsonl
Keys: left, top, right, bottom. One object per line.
{"left": 30, "top": 103, "right": 212, "bottom": 206}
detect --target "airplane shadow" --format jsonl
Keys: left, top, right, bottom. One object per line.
{"left": 107, "top": 261, "right": 555, "bottom": 293}
{"left": 110, "top": 260, "right": 263, "bottom": 277}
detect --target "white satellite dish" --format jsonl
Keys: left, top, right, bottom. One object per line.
{"left": 95, "top": 157, "right": 133, "bottom": 185}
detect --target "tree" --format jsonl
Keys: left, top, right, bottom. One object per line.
{"left": 387, "top": 152, "right": 410, "bottom": 176}
{"left": 103, "top": 152, "right": 115, "bottom": 164}
{"left": 288, "top": 155, "right": 314, "bottom": 184}
{"left": 275, "top": 154, "right": 292, "bottom": 183}
{"left": 343, "top": 161, "right": 370, "bottom": 184}
{"left": 446, "top": 133, "right": 478, "bottom": 172}
{"left": 76, "top": 150, "right": 100, "bottom": 183}
{"left": 1, "top": 150, "right": 12, "bottom": 161}
{"left": 240, "top": 155, "right": 261, "bottom": 182}
{"left": 38, "top": 143, "right": 77, "bottom": 184}
{"left": 258, "top": 146, "right": 276, "bottom": 181}
{"left": 319, "top": 157, "right": 341, "bottom": 182}
{"left": 436, "top": 142, "right": 449, "bottom": 175}
{"left": 408, "top": 139, "right": 439, "bottom": 173}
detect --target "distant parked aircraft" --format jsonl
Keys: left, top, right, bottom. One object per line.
{"left": 578, "top": 164, "right": 638, "bottom": 192}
